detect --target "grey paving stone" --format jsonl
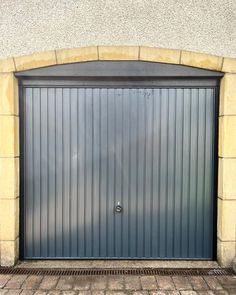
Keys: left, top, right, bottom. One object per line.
{"left": 5, "top": 291, "right": 22, "bottom": 295}
{"left": 213, "top": 291, "right": 230, "bottom": 295}
{"left": 62, "top": 291, "right": 76, "bottom": 295}
{"left": 56, "top": 276, "right": 74, "bottom": 291}
{"left": 203, "top": 276, "right": 223, "bottom": 290}
{"left": 188, "top": 277, "right": 209, "bottom": 291}
{"left": 155, "top": 276, "right": 176, "bottom": 290}
{"left": 22, "top": 276, "right": 43, "bottom": 290}
{"left": 0, "top": 273, "right": 234, "bottom": 295}
{"left": 179, "top": 291, "right": 198, "bottom": 295}
{"left": 90, "top": 276, "right": 107, "bottom": 290}
{"left": 197, "top": 291, "right": 215, "bottom": 295}
{"left": 20, "top": 290, "right": 34, "bottom": 295}
{"left": 150, "top": 291, "right": 180, "bottom": 295}
{"left": 78, "top": 291, "right": 91, "bottom": 295}
{"left": 73, "top": 276, "right": 91, "bottom": 291}
{"left": 107, "top": 277, "right": 124, "bottom": 290}
{"left": 46, "top": 291, "right": 61, "bottom": 295}
{"left": 0, "top": 275, "right": 12, "bottom": 289}
{"left": 172, "top": 277, "right": 192, "bottom": 291}
{"left": 39, "top": 276, "right": 60, "bottom": 290}
{"left": 34, "top": 291, "right": 47, "bottom": 295}
{"left": 124, "top": 276, "right": 141, "bottom": 290}
{"left": 5, "top": 275, "right": 28, "bottom": 289}
{"left": 92, "top": 291, "right": 105, "bottom": 295}
{"left": 140, "top": 276, "right": 157, "bottom": 290}
{"left": 217, "top": 276, "right": 236, "bottom": 290}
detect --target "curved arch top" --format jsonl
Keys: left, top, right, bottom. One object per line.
{"left": 15, "top": 60, "right": 223, "bottom": 80}
{"left": 0, "top": 46, "right": 236, "bottom": 74}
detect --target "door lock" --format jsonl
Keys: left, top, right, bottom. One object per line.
{"left": 115, "top": 202, "right": 123, "bottom": 213}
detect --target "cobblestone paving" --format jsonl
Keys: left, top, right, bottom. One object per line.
{"left": 0, "top": 274, "right": 236, "bottom": 295}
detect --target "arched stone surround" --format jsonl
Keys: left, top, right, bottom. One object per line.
{"left": 0, "top": 46, "right": 235, "bottom": 266}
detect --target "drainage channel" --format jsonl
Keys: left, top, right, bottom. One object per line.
{"left": 0, "top": 268, "right": 234, "bottom": 276}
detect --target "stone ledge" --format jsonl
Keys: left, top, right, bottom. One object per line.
{"left": 98, "top": 46, "right": 139, "bottom": 60}
{"left": 181, "top": 50, "right": 223, "bottom": 71}
{"left": 14, "top": 50, "right": 57, "bottom": 71}
{"left": 56, "top": 46, "right": 98, "bottom": 64}
{"left": 140, "top": 47, "right": 181, "bottom": 64}
{"left": 222, "top": 57, "right": 236, "bottom": 74}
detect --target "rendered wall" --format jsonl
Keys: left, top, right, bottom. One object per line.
{"left": 0, "top": 0, "right": 235, "bottom": 59}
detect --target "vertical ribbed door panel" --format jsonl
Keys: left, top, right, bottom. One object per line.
{"left": 22, "top": 87, "right": 216, "bottom": 259}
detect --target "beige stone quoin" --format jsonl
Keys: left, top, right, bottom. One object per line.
{"left": 0, "top": 46, "right": 236, "bottom": 266}
{"left": 0, "top": 70, "right": 19, "bottom": 266}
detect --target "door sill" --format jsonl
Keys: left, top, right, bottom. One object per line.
{"left": 16, "top": 260, "right": 220, "bottom": 269}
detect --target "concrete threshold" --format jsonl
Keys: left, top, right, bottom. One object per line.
{"left": 16, "top": 260, "right": 220, "bottom": 269}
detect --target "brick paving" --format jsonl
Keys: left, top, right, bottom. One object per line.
{"left": 0, "top": 274, "right": 235, "bottom": 295}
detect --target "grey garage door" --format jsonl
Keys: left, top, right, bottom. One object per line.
{"left": 21, "top": 84, "right": 217, "bottom": 259}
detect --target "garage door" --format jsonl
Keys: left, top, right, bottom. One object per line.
{"left": 19, "top": 62, "right": 219, "bottom": 259}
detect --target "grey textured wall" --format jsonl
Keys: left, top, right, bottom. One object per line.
{"left": 0, "top": 0, "right": 235, "bottom": 59}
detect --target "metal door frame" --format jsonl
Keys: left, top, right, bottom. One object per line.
{"left": 17, "top": 61, "right": 222, "bottom": 260}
